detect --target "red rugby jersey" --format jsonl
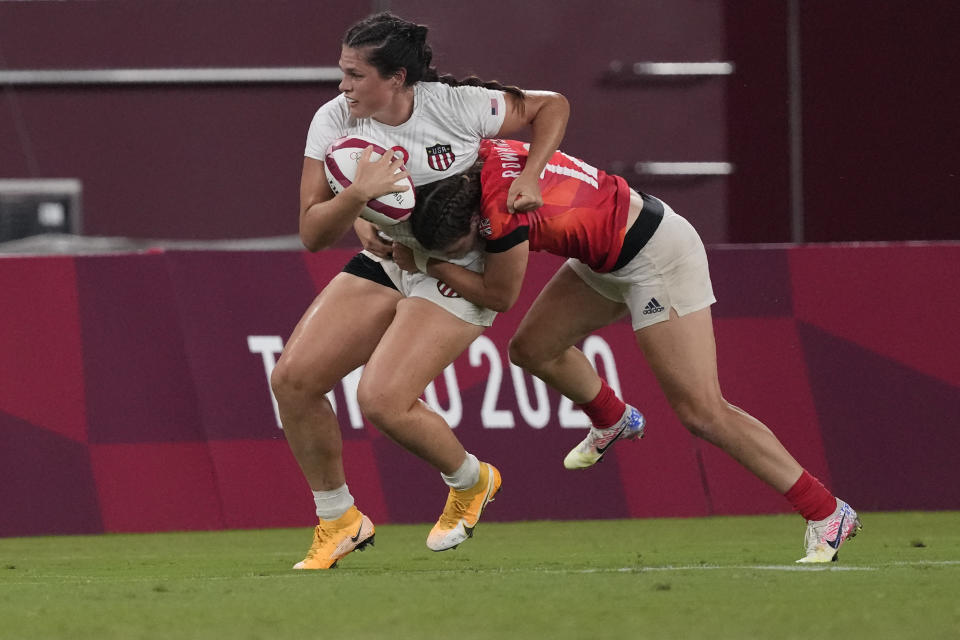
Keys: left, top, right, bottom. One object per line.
{"left": 479, "top": 139, "right": 631, "bottom": 272}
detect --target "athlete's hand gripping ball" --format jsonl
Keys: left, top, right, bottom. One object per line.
{"left": 324, "top": 135, "right": 415, "bottom": 226}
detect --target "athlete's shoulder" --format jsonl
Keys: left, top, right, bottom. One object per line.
{"left": 479, "top": 141, "right": 518, "bottom": 186}
{"left": 415, "top": 82, "right": 461, "bottom": 109}
{"left": 304, "top": 94, "right": 352, "bottom": 159}
{"left": 310, "top": 93, "right": 350, "bottom": 123}
{"left": 479, "top": 163, "right": 519, "bottom": 244}
{"left": 416, "top": 82, "right": 505, "bottom": 135}
{"left": 482, "top": 138, "right": 528, "bottom": 156}
{"left": 418, "top": 81, "right": 500, "bottom": 101}
{"left": 480, "top": 139, "right": 529, "bottom": 175}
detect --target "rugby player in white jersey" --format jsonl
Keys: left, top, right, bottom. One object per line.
{"left": 269, "top": 12, "right": 570, "bottom": 569}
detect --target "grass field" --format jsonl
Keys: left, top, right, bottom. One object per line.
{"left": 1, "top": 512, "right": 958, "bottom": 640}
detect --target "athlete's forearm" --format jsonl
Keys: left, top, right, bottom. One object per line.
{"left": 299, "top": 186, "right": 368, "bottom": 252}
{"left": 520, "top": 91, "right": 569, "bottom": 178}
{"left": 424, "top": 260, "right": 516, "bottom": 313}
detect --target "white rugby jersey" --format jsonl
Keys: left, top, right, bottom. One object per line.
{"left": 304, "top": 82, "right": 507, "bottom": 268}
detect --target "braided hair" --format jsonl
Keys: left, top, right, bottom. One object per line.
{"left": 410, "top": 161, "right": 485, "bottom": 251}
{"left": 343, "top": 13, "right": 525, "bottom": 107}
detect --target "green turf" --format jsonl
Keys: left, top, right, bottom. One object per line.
{"left": 1, "top": 512, "right": 958, "bottom": 640}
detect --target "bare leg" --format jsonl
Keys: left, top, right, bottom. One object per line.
{"left": 509, "top": 263, "right": 629, "bottom": 403}
{"left": 634, "top": 306, "right": 803, "bottom": 492}
{"left": 271, "top": 273, "right": 401, "bottom": 490}
{"left": 358, "top": 297, "right": 485, "bottom": 474}
{"left": 512, "top": 264, "right": 803, "bottom": 492}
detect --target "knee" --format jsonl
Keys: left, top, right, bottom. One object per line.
{"left": 355, "top": 378, "right": 398, "bottom": 432}
{"left": 507, "top": 333, "right": 542, "bottom": 371}
{"left": 270, "top": 353, "right": 325, "bottom": 408}
{"left": 269, "top": 355, "right": 298, "bottom": 401}
{"left": 672, "top": 398, "right": 730, "bottom": 444}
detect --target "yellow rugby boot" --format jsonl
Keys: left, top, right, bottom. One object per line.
{"left": 293, "top": 505, "right": 375, "bottom": 569}
{"left": 427, "top": 462, "right": 502, "bottom": 551}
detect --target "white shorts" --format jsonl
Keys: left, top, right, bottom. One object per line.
{"left": 567, "top": 199, "right": 716, "bottom": 330}
{"left": 363, "top": 250, "right": 498, "bottom": 327}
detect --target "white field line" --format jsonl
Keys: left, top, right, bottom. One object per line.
{"left": 547, "top": 561, "right": 957, "bottom": 573}
{"left": 1, "top": 560, "right": 957, "bottom": 585}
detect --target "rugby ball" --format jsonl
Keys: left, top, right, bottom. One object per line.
{"left": 324, "top": 135, "right": 415, "bottom": 226}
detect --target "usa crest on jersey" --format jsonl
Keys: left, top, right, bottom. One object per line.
{"left": 426, "top": 144, "right": 455, "bottom": 171}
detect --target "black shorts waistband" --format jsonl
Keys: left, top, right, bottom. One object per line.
{"left": 610, "top": 192, "right": 664, "bottom": 271}
{"left": 342, "top": 252, "right": 399, "bottom": 291}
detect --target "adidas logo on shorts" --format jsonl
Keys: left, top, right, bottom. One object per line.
{"left": 642, "top": 297, "right": 665, "bottom": 315}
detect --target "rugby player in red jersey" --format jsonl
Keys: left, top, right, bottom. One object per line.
{"left": 399, "top": 139, "right": 862, "bottom": 563}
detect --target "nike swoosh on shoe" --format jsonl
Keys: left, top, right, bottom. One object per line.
{"left": 826, "top": 513, "right": 847, "bottom": 549}
{"left": 350, "top": 521, "right": 365, "bottom": 543}
{"left": 595, "top": 423, "right": 629, "bottom": 455}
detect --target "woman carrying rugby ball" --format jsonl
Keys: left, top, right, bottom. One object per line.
{"left": 270, "top": 12, "right": 569, "bottom": 569}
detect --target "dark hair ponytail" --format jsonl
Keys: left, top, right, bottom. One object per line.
{"left": 411, "top": 160, "right": 485, "bottom": 251}
{"left": 343, "top": 13, "right": 525, "bottom": 106}
{"left": 424, "top": 70, "right": 525, "bottom": 105}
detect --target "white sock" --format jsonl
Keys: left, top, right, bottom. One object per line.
{"left": 312, "top": 484, "right": 354, "bottom": 521}
{"left": 441, "top": 453, "right": 480, "bottom": 491}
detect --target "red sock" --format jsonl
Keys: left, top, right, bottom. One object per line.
{"left": 784, "top": 470, "right": 836, "bottom": 521}
{"left": 575, "top": 380, "right": 626, "bottom": 429}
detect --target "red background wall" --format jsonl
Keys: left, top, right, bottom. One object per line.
{"left": 2, "top": 1, "right": 958, "bottom": 537}
{"left": 2, "top": 244, "right": 958, "bottom": 537}
{"left": 2, "top": 1, "right": 957, "bottom": 244}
